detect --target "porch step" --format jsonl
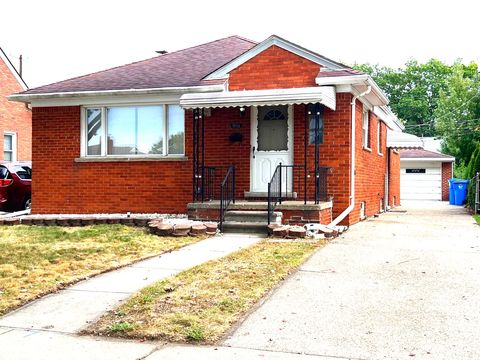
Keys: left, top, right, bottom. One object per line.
{"left": 221, "top": 221, "right": 269, "bottom": 234}
{"left": 224, "top": 210, "right": 282, "bottom": 223}
{"left": 222, "top": 210, "right": 282, "bottom": 234}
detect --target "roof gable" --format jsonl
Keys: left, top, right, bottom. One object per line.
{"left": 204, "top": 35, "right": 347, "bottom": 80}
{"left": 0, "top": 47, "right": 28, "bottom": 90}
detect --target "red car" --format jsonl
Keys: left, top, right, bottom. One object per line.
{"left": 0, "top": 162, "right": 32, "bottom": 211}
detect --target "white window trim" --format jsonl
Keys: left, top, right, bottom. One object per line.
{"left": 80, "top": 103, "right": 185, "bottom": 158}
{"left": 377, "top": 120, "right": 383, "bottom": 156}
{"left": 3, "top": 132, "right": 17, "bottom": 162}
{"left": 362, "top": 106, "right": 371, "bottom": 151}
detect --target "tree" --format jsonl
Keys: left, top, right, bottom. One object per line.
{"left": 434, "top": 63, "right": 480, "bottom": 166}
{"left": 353, "top": 59, "right": 454, "bottom": 136}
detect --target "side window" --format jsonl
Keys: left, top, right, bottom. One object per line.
{"left": 377, "top": 120, "right": 383, "bottom": 155}
{"left": 0, "top": 166, "right": 8, "bottom": 179}
{"left": 362, "top": 106, "right": 370, "bottom": 149}
{"left": 13, "top": 166, "right": 32, "bottom": 180}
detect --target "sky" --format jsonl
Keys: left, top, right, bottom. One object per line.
{"left": 1, "top": 0, "right": 479, "bottom": 89}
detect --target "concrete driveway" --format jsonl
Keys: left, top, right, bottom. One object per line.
{"left": 224, "top": 201, "right": 480, "bottom": 360}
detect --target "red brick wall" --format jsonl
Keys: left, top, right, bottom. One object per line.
{"left": 388, "top": 149, "right": 401, "bottom": 207}
{"left": 0, "top": 57, "right": 31, "bottom": 161}
{"left": 31, "top": 106, "right": 192, "bottom": 214}
{"left": 441, "top": 161, "right": 453, "bottom": 201}
{"left": 202, "top": 107, "right": 251, "bottom": 199}
{"left": 229, "top": 45, "right": 321, "bottom": 91}
{"left": 292, "top": 95, "right": 351, "bottom": 219}
{"left": 350, "top": 102, "right": 388, "bottom": 224}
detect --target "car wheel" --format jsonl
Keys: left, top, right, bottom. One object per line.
{"left": 24, "top": 198, "right": 32, "bottom": 210}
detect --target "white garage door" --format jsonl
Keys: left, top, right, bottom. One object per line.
{"left": 401, "top": 161, "right": 442, "bottom": 200}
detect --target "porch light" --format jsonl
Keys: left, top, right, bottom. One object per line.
{"left": 239, "top": 107, "right": 246, "bottom": 117}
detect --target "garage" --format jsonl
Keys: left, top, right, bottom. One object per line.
{"left": 401, "top": 161, "right": 442, "bottom": 200}
{"left": 400, "top": 149, "right": 454, "bottom": 201}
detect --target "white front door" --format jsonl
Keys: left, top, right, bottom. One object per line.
{"left": 250, "top": 105, "right": 293, "bottom": 193}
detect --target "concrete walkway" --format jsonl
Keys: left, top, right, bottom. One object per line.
{"left": 2, "top": 202, "right": 478, "bottom": 360}
{"left": 0, "top": 234, "right": 261, "bottom": 359}
{"left": 224, "top": 201, "right": 480, "bottom": 359}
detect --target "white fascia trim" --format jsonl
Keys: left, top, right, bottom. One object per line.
{"left": 180, "top": 86, "right": 336, "bottom": 111}
{"left": 0, "top": 48, "right": 27, "bottom": 90}
{"left": 315, "top": 74, "right": 389, "bottom": 106}
{"left": 8, "top": 84, "right": 226, "bottom": 104}
{"left": 373, "top": 106, "right": 404, "bottom": 131}
{"left": 205, "top": 35, "right": 345, "bottom": 81}
{"left": 400, "top": 157, "right": 455, "bottom": 162}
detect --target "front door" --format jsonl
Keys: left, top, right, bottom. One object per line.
{"left": 250, "top": 105, "right": 293, "bottom": 193}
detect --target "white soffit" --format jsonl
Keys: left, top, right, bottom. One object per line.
{"left": 180, "top": 86, "right": 336, "bottom": 110}
{"left": 204, "top": 35, "right": 346, "bottom": 81}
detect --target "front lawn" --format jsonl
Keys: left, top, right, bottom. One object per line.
{"left": 86, "top": 238, "right": 326, "bottom": 343}
{"left": 0, "top": 225, "right": 201, "bottom": 315}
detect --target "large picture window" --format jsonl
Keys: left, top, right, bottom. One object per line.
{"left": 83, "top": 104, "right": 184, "bottom": 157}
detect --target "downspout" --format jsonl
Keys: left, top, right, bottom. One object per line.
{"left": 329, "top": 85, "right": 372, "bottom": 226}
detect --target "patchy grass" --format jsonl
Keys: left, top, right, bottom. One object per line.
{"left": 0, "top": 225, "right": 201, "bottom": 315}
{"left": 86, "top": 238, "right": 326, "bottom": 344}
{"left": 473, "top": 215, "right": 480, "bottom": 224}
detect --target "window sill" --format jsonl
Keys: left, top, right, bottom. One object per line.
{"left": 362, "top": 147, "right": 372, "bottom": 153}
{"left": 378, "top": 152, "right": 383, "bottom": 156}
{"left": 74, "top": 156, "right": 188, "bottom": 163}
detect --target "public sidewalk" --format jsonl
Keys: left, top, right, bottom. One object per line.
{"left": 0, "top": 234, "right": 261, "bottom": 360}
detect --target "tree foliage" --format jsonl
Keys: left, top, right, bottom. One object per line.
{"left": 435, "top": 64, "right": 480, "bottom": 166}
{"left": 354, "top": 59, "right": 480, "bottom": 167}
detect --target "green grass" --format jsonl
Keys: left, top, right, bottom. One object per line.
{"left": 0, "top": 225, "right": 201, "bottom": 315}
{"left": 86, "top": 238, "right": 326, "bottom": 344}
{"left": 473, "top": 215, "right": 480, "bottom": 224}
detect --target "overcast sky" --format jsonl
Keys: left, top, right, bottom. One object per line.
{"left": 1, "top": 0, "right": 479, "bottom": 89}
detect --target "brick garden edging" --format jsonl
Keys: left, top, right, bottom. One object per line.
{"left": 0, "top": 214, "right": 218, "bottom": 236}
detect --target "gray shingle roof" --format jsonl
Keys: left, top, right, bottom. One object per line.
{"left": 21, "top": 36, "right": 256, "bottom": 95}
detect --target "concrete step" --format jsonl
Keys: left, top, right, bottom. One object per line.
{"left": 224, "top": 210, "right": 282, "bottom": 223}
{"left": 221, "top": 221, "right": 268, "bottom": 234}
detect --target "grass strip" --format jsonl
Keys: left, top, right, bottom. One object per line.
{"left": 473, "top": 215, "right": 480, "bottom": 224}
{"left": 86, "top": 238, "right": 326, "bottom": 343}
{"left": 0, "top": 225, "right": 201, "bottom": 315}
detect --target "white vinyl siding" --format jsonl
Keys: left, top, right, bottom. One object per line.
{"left": 401, "top": 161, "right": 442, "bottom": 200}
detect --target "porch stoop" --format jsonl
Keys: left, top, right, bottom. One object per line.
{"left": 187, "top": 201, "right": 333, "bottom": 233}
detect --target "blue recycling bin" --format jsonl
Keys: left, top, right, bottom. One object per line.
{"left": 448, "top": 178, "right": 459, "bottom": 205}
{"left": 453, "top": 180, "right": 469, "bottom": 205}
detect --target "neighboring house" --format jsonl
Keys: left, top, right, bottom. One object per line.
{"left": 0, "top": 47, "right": 31, "bottom": 162}
{"left": 399, "top": 149, "right": 454, "bottom": 201}
{"left": 10, "top": 35, "right": 406, "bottom": 226}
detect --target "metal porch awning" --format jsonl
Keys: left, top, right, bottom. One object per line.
{"left": 179, "top": 86, "right": 336, "bottom": 110}
{"left": 387, "top": 130, "right": 424, "bottom": 149}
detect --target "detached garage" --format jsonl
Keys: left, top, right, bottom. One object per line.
{"left": 400, "top": 149, "right": 454, "bottom": 201}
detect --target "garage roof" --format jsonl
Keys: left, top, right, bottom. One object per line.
{"left": 400, "top": 149, "right": 455, "bottom": 161}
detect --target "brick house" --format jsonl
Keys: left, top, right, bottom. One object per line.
{"left": 10, "top": 35, "right": 405, "bottom": 227}
{"left": 1, "top": 47, "right": 31, "bottom": 162}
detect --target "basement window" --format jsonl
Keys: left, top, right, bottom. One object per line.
{"left": 82, "top": 105, "right": 184, "bottom": 157}
{"left": 360, "top": 201, "right": 366, "bottom": 220}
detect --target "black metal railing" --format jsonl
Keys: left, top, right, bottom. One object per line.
{"left": 267, "top": 164, "right": 331, "bottom": 225}
{"left": 219, "top": 165, "right": 236, "bottom": 232}
{"left": 194, "top": 165, "right": 231, "bottom": 202}
{"left": 315, "top": 167, "right": 330, "bottom": 203}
